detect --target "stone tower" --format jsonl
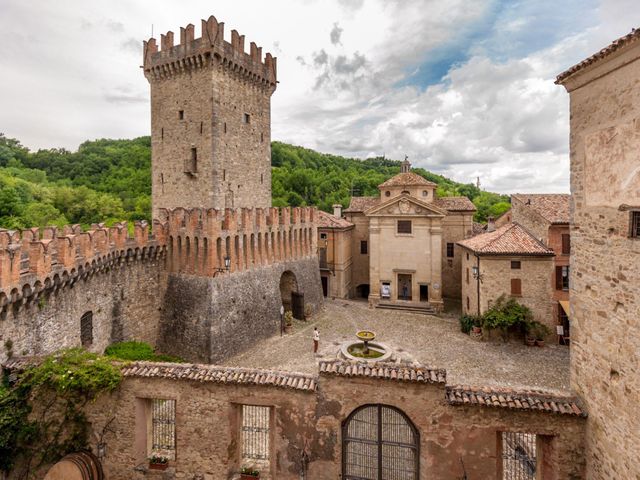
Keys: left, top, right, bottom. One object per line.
{"left": 143, "top": 16, "right": 277, "bottom": 217}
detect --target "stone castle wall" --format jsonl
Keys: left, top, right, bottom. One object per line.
{"left": 144, "top": 16, "right": 275, "bottom": 217}
{"left": 560, "top": 39, "right": 640, "bottom": 479}
{"left": 0, "top": 222, "right": 166, "bottom": 363}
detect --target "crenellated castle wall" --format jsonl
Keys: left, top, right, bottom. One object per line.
{"left": 0, "top": 207, "right": 321, "bottom": 364}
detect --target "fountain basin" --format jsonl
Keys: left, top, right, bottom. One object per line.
{"left": 339, "top": 341, "right": 392, "bottom": 363}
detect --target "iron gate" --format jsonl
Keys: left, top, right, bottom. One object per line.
{"left": 151, "top": 399, "right": 176, "bottom": 459}
{"left": 501, "top": 432, "right": 537, "bottom": 479}
{"left": 242, "top": 405, "right": 270, "bottom": 460}
{"left": 342, "top": 404, "right": 419, "bottom": 480}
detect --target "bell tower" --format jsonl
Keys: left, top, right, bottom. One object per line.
{"left": 143, "top": 16, "right": 277, "bottom": 217}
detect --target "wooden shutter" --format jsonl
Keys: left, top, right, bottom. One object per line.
{"left": 511, "top": 278, "right": 522, "bottom": 296}
{"left": 562, "top": 234, "right": 570, "bottom": 254}
{"left": 555, "top": 266, "right": 563, "bottom": 290}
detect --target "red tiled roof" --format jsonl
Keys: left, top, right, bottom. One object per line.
{"left": 121, "top": 362, "right": 317, "bottom": 391}
{"left": 379, "top": 172, "right": 438, "bottom": 188}
{"left": 556, "top": 28, "right": 640, "bottom": 84}
{"left": 344, "top": 196, "right": 379, "bottom": 213}
{"left": 472, "top": 222, "right": 486, "bottom": 235}
{"left": 512, "top": 194, "right": 570, "bottom": 224}
{"left": 434, "top": 196, "right": 477, "bottom": 212}
{"left": 446, "top": 385, "right": 587, "bottom": 417}
{"left": 317, "top": 210, "right": 354, "bottom": 229}
{"left": 457, "top": 222, "right": 554, "bottom": 256}
{"left": 319, "top": 360, "right": 446, "bottom": 384}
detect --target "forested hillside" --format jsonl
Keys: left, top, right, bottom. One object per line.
{"left": 0, "top": 134, "right": 510, "bottom": 229}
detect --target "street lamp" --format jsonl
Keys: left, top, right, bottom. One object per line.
{"left": 213, "top": 255, "right": 231, "bottom": 276}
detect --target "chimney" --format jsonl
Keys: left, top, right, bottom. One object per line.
{"left": 332, "top": 204, "right": 342, "bottom": 218}
{"left": 487, "top": 216, "right": 496, "bottom": 232}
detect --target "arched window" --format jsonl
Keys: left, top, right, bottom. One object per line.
{"left": 80, "top": 311, "right": 93, "bottom": 347}
{"left": 342, "top": 404, "right": 419, "bottom": 480}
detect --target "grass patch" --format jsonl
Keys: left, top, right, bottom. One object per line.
{"left": 104, "top": 341, "right": 184, "bottom": 363}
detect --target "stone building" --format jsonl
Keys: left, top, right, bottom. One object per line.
{"left": 143, "top": 15, "right": 276, "bottom": 217}
{"left": 458, "top": 222, "right": 555, "bottom": 332}
{"left": 556, "top": 28, "right": 640, "bottom": 479}
{"left": 511, "top": 194, "right": 571, "bottom": 341}
{"left": 317, "top": 206, "right": 354, "bottom": 298}
{"left": 343, "top": 161, "right": 476, "bottom": 310}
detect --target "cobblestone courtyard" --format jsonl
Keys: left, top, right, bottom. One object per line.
{"left": 226, "top": 299, "right": 571, "bottom": 393}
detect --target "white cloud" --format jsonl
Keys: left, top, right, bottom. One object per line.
{"left": 0, "top": 0, "right": 637, "bottom": 194}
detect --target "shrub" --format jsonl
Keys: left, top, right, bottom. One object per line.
{"left": 104, "top": 341, "right": 183, "bottom": 363}
{"left": 482, "top": 295, "right": 533, "bottom": 342}
{"left": 284, "top": 311, "right": 294, "bottom": 326}
{"left": 528, "top": 321, "right": 551, "bottom": 340}
{"left": 458, "top": 314, "right": 481, "bottom": 334}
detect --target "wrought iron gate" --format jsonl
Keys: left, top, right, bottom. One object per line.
{"left": 501, "top": 432, "right": 536, "bottom": 479}
{"left": 151, "top": 399, "right": 176, "bottom": 459}
{"left": 342, "top": 404, "right": 419, "bottom": 480}
{"left": 242, "top": 405, "right": 270, "bottom": 461}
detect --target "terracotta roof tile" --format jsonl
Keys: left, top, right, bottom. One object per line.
{"left": 344, "top": 196, "right": 379, "bottom": 213}
{"left": 319, "top": 360, "right": 446, "bottom": 384}
{"left": 472, "top": 222, "right": 486, "bottom": 235}
{"left": 556, "top": 28, "right": 640, "bottom": 84}
{"left": 379, "top": 172, "right": 438, "bottom": 188}
{"left": 512, "top": 194, "right": 570, "bottom": 224}
{"left": 457, "top": 222, "right": 554, "bottom": 256}
{"left": 120, "top": 361, "right": 317, "bottom": 391}
{"left": 434, "top": 196, "right": 477, "bottom": 212}
{"left": 316, "top": 210, "right": 354, "bottom": 229}
{"left": 446, "top": 385, "right": 587, "bottom": 417}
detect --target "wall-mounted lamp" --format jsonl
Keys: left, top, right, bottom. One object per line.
{"left": 213, "top": 255, "right": 231, "bottom": 277}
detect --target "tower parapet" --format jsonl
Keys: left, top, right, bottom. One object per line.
{"left": 143, "top": 15, "right": 277, "bottom": 87}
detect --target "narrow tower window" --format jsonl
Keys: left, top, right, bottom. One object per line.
{"left": 244, "top": 113, "right": 251, "bottom": 124}
{"left": 224, "top": 122, "right": 227, "bottom": 133}
{"left": 185, "top": 147, "right": 197, "bottom": 174}
{"left": 178, "top": 110, "right": 184, "bottom": 120}
{"left": 161, "top": 127, "right": 164, "bottom": 140}
{"left": 200, "top": 121, "right": 203, "bottom": 134}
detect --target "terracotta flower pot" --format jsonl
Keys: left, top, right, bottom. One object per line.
{"left": 149, "top": 462, "right": 169, "bottom": 471}
{"left": 525, "top": 336, "right": 536, "bottom": 346}
{"left": 471, "top": 326, "right": 482, "bottom": 334}
{"left": 284, "top": 324, "right": 293, "bottom": 334}
{"left": 536, "top": 339, "right": 545, "bottom": 347}
{"left": 240, "top": 474, "right": 260, "bottom": 480}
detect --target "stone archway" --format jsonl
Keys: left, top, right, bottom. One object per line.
{"left": 279, "top": 270, "right": 299, "bottom": 314}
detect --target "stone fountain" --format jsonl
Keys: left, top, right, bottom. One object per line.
{"left": 339, "top": 330, "right": 392, "bottom": 362}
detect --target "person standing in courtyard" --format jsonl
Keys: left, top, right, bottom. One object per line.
{"left": 313, "top": 327, "right": 320, "bottom": 354}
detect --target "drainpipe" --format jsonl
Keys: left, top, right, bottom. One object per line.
{"left": 475, "top": 254, "right": 481, "bottom": 316}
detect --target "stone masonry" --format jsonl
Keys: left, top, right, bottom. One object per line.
{"left": 557, "top": 29, "right": 640, "bottom": 479}
{"left": 144, "top": 16, "right": 276, "bottom": 217}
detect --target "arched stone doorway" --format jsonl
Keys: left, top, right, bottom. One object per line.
{"left": 280, "top": 270, "right": 303, "bottom": 318}
{"left": 355, "top": 284, "right": 370, "bottom": 299}
{"left": 342, "top": 404, "right": 419, "bottom": 480}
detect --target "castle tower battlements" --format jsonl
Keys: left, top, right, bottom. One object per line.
{"left": 143, "top": 16, "right": 276, "bottom": 87}
{"left": 144, "top": 15, "right": 276, "bottom": 219}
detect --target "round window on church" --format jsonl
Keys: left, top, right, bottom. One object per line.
{"left": 385, "top": 191, "right": 391, "bottom": 197}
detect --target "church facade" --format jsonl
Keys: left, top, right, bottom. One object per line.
{"left": 342, "top": 161, "right": 476, "bottom": 310}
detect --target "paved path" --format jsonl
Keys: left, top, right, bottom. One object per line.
{"left": 225, "top": 299, "right": 571, "bottom": 393}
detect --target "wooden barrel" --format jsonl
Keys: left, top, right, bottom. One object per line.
{"left": 44, "top": 451, "right": 104, "bottom": 480}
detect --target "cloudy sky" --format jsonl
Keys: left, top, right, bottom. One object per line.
{"left": 0, "top": 0, "right": 637, "bottom": 193}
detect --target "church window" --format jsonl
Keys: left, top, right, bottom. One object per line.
{"left": 397, "top": 220, "right": 412, "bottom": 234}
{"left": 401, "top": 190, "right": 410, "bottom": 195}
{"left": 630, "top": 211, "right": 640, "bottom": 238}
{"left": 422, "top": 190, "right": 428, "bottom": 197}
{"left": 446, "top": 243, "right": 454, "bottom": 258}
{"left": 178, "top": 110, "right": 184, "bottom": 120}
{"left": 360, "top": 241, "right": 368, "bottom": 254}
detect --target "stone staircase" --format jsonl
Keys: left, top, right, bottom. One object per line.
{"left": 375, "top": 302, "right": 437, "bottom": 315}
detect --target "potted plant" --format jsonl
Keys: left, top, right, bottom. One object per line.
{"left": 524, "top": 321, "right": 537, "bottom": 346}
{"left": 240, "top": 466, "right": 260, "bottom": 479}
{"left": 283, "top": 310, "right": 294, "bottom": 334}
{"left": 533, "top": 322, "right": 551, "bottom": 347}
{"left": 304, "top": 303, "right": 312, "bottom": 320}
{"left": 149, "top": 454, "right": 169, "bottom": 470}
{"left": 471, "top": 316, "right": 483, "bottom": 335}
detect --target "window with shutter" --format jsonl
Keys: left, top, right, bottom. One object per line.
{"left": 556, "top": 266, "right": 563, "bottom": 290}
{"left": 631, "top": 212, "right": 640, "bottom": 238}
{"left": 511, "top": 278, "right": 522, "bottom": 296}
{"left": 561, "top": 234, "right": 571, "bottom": 254}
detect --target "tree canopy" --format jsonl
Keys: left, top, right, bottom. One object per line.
{"left": 0, "top": 133, "right": 510, "bottom": 229}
